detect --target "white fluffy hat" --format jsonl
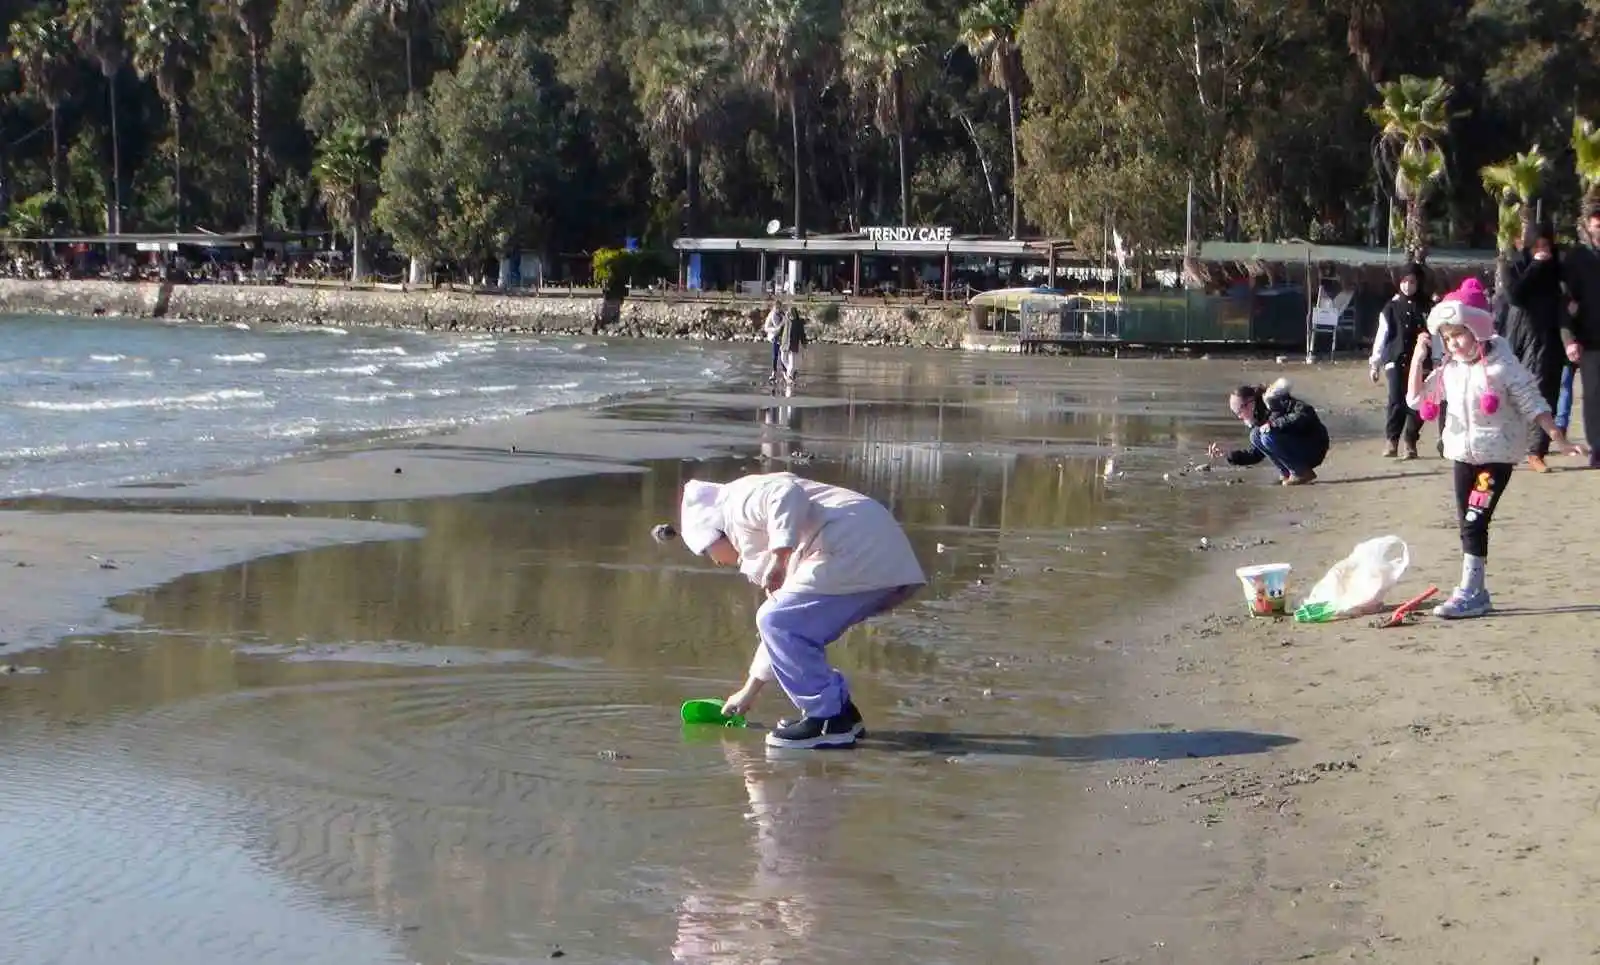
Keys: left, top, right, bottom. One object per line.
{"left": 678, "top": 479, "right": 725, "bottom": 555}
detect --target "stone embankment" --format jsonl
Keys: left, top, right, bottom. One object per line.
{"left": 0, "top": 279, "right": 971, "bottom": 348}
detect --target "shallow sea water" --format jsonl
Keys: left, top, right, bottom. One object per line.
{"left": 0, "top": 348, "right": 1298, "bottom": 965}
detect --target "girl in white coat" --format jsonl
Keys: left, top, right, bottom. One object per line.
{"left": 1407, "top": 279, "right": 1587, "bottom": 618}
{"left": 668, "top": 473, "right": 926, "bottom": 748}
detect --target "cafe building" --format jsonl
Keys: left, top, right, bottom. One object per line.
{"left": 670, "top": 226, "right": 1101, "bottom": 298}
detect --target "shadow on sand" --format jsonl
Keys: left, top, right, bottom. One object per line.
{"left": 1490, "top": 603, "right": 1600, "bottom": 617}
{"left": 850, "top": 728, "right": 1296, "bottom": 761}
{"left": 1315, "top": 469, "right": 1445, "bottom": 486}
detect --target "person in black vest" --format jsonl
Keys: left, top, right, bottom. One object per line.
{"left": 1368, "top": 261, "right": 1430, "bottom": 459}
{"left": 1502, "top": 220, "right": 1568, "bottom": 471}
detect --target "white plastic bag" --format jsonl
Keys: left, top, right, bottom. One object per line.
{"left": 1300, "top": 536, "right": 1410, "bottom": 618}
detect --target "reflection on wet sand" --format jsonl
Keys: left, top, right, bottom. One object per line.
{"left": 0, "top": 352, "right": 1291, "bottom": 965}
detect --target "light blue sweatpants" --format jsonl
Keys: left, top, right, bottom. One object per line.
{"left": 755, "top": 586, "right": 914, "bottom": 719}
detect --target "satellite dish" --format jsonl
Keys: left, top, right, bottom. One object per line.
{"left": 765, "top": 219, "right": 782, "bottom": 236}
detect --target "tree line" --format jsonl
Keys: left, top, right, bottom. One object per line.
{"left": 6, "top": 0, "right": 1600, "bottom": 279}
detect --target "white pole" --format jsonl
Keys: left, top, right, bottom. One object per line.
{"left": 1185, "top": 176, "right": 1194, "bottom": 250}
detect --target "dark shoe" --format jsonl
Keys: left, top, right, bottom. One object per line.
{"left": 766, "top": 713, "right": 859, "bottom": 749}
{"left": 1402, "top": 444, "right": 1419, "bottom": 460}
{"left": 778, "top": 698, "right": 866, "bottom": 738}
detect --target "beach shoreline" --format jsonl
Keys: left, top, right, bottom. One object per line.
{"left": 0, "top": 277, "right": 973, "bottom": 347}
{"left": 5, "top": 339, "right": 1587, "bottom": 961}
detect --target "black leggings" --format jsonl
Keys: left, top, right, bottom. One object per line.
{"left": 1453, "top": 461, "right": 1513, "bottom": 558}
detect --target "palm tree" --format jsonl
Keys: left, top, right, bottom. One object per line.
{"left": 8, "top": 9, "right": 77, "bottom": 196}
{"left": 1571, "top": 116, "right": 1600, "bottom": 242}
{"left": 635, "top": 26, "right": 729, "bottom": 237}
{"left": 1368, "top": 74, "right": 1452, "bottom": 260}
{"left": 844, "top": 0, "right": 930, "bottom": 227}
{"left": 130, "top": 0, "right": 201, "bottom": 231}
{"left": 735, "top": 0, "right": 833, "bottom": 240}
{"left": 1480, "top": 146, "right": 1548, "bottom": 290}
{"left": 228, "top": 0, "right": 276, "bottom": 233}
{"left": 361, "top": 0, "right": 435, "bottom": 101}
{"left": 66, "top": 0, "right": 126, "bottom": 234}
{"left": 312, "top": 123, "right": 378, "bottom": 281}
{"left": 958, "top": 0, "right": 1024, "bottom": 239}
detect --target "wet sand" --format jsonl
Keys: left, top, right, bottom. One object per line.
{"left": 1155, "top": 364, "right": 1600, "bottom": 963}
{"left": 0, "top": 512, "right": 420, "bottom": 651}
{"left": 2, "top": 345, "right": 1555, "bottom": 963}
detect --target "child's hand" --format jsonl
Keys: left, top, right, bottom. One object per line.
{"left": 1562, "top": 440, "right": 1591, "bottom": 459}
{"left": 722, "top": 685, "right": 758, "bottom": 717}
{"left": 1412, "top": 337, "right": 1432, "bottom": 368}
{"left": 1206, "top": 442, "right": 1224, "bottom": 460}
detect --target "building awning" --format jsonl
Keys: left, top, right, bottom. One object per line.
{"left": 1195, "top": 241, "right": 1498, "bottom": 269}
{"left": 672, "top": 235, "right": 1088, "bottom": 260}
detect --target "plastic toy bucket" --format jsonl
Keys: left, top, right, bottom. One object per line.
{"left": 1236, "top": 563, "right": 1292, "bottom": 617}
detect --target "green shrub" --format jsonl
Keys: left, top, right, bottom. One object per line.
{"left": 592, "top": 246, "right": 674, "bottom": 296}
{"left": 591, "top": 247, "right": 631, "bottom": 296}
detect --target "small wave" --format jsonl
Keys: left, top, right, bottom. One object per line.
{"left": 394, "top": 354, "right": 450, "bottom": 370}
{"left": 272, "top": 364, "right": 381, "bottom": 377}
{"left": 89, "top": 354, "right": 126, "bottom": 363}
{"left": 475, "top": 384, "right": 518, "bottom": 395}
{"left": 331, "top": 391, "right": 418, "bottom": 404}
{"left": 18, "top": 389, "right": 268, "bottom": 412}
{"left": 348, "top": 346, "right": 408, "bottom": 356}
{"left": 0, "top": 439, "right": 149, "bottom": 462}
{"left": 212, "top": 352, "right": 266, "bottom": 363}
{"left": 266, "top": 421, "right": 321, "bottom": 439}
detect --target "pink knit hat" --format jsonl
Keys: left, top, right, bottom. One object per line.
{"left": 1426, "top": 278, "right": 1496, "bottom": 340}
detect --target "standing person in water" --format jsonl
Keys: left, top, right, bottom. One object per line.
{"left": 1369, "top": 260, "right": 1431, "bottom": 459}
{"left": 1407, "top": 279, "right": 1587, "bottom": 619}
{"left": 658, "top": 473, "right": 925, "bottom": 749}
{"left": 1206, "top": 378, "right": 1331, "bottom": 485}
{"left": 778, "top": 308, "right": 809, "bottom": 386}
{"left": 763, "top": 301, "right": 786, "bottom": 384}
{"left": 1501, "top": 221, "right": 1570, "bottom": 472}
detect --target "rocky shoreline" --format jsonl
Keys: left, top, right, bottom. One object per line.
{"left": 0, "top": 279, "right": 972, "bottom": 348}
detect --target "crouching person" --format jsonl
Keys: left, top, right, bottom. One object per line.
{"left": 1207, "top": 378, "right": 1331, "bottom": 485}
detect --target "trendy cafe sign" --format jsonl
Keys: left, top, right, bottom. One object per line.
{"left": 862, "top": 225, "right": 956, "bottom": 242}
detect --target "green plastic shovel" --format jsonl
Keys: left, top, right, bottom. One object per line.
{"left": 680, "top": 698, "right": 748, "bottom": 728}
{"left": 1293, "top": 601, "right": 1338, "bottom": 624}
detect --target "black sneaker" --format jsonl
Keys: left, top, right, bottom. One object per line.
{"left": 766, "top": 712, "right": 859, "bottom": 749}
{"left": 777, "top": 698, "right": 866, "bottom": 738}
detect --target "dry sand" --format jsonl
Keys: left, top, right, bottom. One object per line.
{"left": 1144, "top": 361, "right": 1600, "bottom": 962}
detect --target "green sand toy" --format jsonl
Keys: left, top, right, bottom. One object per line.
{"left": 1293, "top": 601, "right": 1338, "bottom": 624}
{"left": 680, "top": 698, "right": 748, "bottom": 728}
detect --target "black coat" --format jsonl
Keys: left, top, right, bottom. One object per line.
{"left": 1225, "top": 394, "right": 1331, "bottom": 467}
{"left": 1503, "top": 249, "right": 1566, "bottom": 378}
{"left": 1564, "top": 244, "right": 1600, "bottom": 349}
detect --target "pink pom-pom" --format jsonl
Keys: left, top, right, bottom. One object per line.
{"left": 1419, "top": 399, "right": 1439, "bottom": 422}
{"left": 1480, "top": 391, "right": 1500, "bottom": 415}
